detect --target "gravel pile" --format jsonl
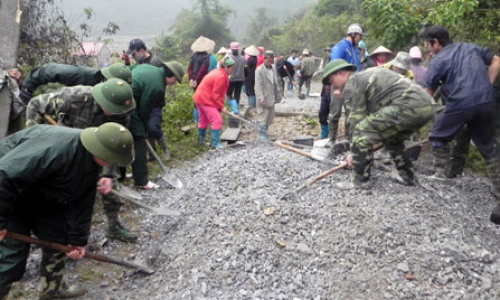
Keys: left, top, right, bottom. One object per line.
{"left": 83, "top": 143, "right": 500, "bottom": 300}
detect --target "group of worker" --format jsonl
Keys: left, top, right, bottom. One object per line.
{"left": 321, "top": 25, "right": 500, "bottom": 225}
{"left": 0, "top": 38, "right": 184, "bottom": 299}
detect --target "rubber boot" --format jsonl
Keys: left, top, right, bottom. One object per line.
{"left": 258, "top": 124, "right": 267, "bottom": 140}
{"left": 431, "top": 146, "right": 450, "bottom": 180}
{"left": 337, "top": 146, "right": 373, "bottom": 190}
{"left": 486, "top": 158, "right": 500, "bottom": 224}
{"left": 247, "top": 95, "right": 256, "bottom": 108}
{"left": 228, "top": 99, "right": 239, "bottom": 114}
{"left": 210, "top": 130, "right": 224, "bottom": 149}
{"left": 306, "top": 87, "right": 311, "bottom": 97}
{"left": 390, "top": 148, "right": 417, "bottom": 186}
{"left": 157, "top": 136, "right": 170, "bottom": 160}
{"left": 106, "top": 215, "right": 138, "bottom": 243}
{"left": 319, "top": 124, "right": 329, "bottom": 139}
{"left": 39, "top": 249, "right": 87, "bottom": 300}
{"left": 197, "top": 128, "right": 206, "bottom": 146}
{"left": 193, "top": 107, "right": 199, "bottom": 123}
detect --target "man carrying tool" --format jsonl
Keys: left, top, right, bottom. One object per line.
{"left": 130, "top": 61, "right": 184, "bottom": 189}
{"left": 127, "top": 38, "right": 171, "bottom": 161}
{"left": 328, "top": 23, "right": 366, "bottom": 147}
{"left": 19, "top": 63, "right": 132, "bottom": 103}
{"left": 0, "top": 122, "right": 134, "bottom": 300}
{"left": 25, "top": 79, "right": 139, "bottom": 243}
{"left": 322, "top": 59, "right": 435, "bottom": 188}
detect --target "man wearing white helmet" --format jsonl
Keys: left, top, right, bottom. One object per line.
{"left": 327, "top": 23, "right": 366, "bottom": 146}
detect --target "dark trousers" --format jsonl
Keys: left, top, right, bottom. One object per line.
{"left": 148, "top": 107, "right": 163, "bottom": 140}
{"left": 319, "top": 87, "right": 331, "bottom": 125}
{"left": 131, "top": 135, "right": 148, "bottom": 186}
{"left": 227, "top": 81, "right": 244, "bottom": 104}
{"left": 430, "top": 102, "right": 498, "bottom": 160}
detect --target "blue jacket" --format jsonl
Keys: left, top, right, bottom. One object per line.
{"left": 425, "top": 43, "right": 494, "bottom": 111}
{"left": 330, "top": 38, "right": 361, "bottom": 71}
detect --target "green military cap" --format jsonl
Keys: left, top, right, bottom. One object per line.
{"left": 92, "top": 78, "right": 136, "bottom": 115}
{"left": 322, "top": 59, "right": 357, "bottom": 85}
{"left": 80, "top": 122, "right": 134, "bottom": 167}
{"left": 101, "top": 63, "right": 132, "bottom": 83}
{"left": 163, "top": 61, "right": 185, "bottom": 83}
{"left": 221, "top": 56, "right": 235, "bottom": 67}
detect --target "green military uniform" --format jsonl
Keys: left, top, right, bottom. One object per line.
{"left": 130, "top": 64, "right": 167, "bottom": 186}
{"left": 20, "top": 63, "right": 132, "bottom": 102}
{"left": 0, "top": 126, "right": 100, "bottom": 299}
{"left": 343, "top": 67, "right": 435, "bottom": 186}
{"left": 25, "top": 81, "right": 138, "bottom": 243}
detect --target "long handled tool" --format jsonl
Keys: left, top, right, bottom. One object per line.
{"left": 145, "top": 140, "right": 183, "bottom": 188}
{"left": 6, "top": 232, "right": 155, "bottom": 274}
{"left": 223, "top": 111, "right": 257, "bottom": 129}
{"left": 112, "top": 185, "right": 181, "bottom": 217}
{"left": 294, "top": 161, "right": 349, "bottom": 193}
{"left": 276, "top": 141, "right": 326, "bottom": 162}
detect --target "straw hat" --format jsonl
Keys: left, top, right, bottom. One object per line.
{"left": 302, "top": 49, "right": 311, "bottom": 56}
{"left": 370, "top": 46, "right": 393, "bottom": 57}
{"left": 191, "top": 36, "right": 216, "bottom": 54}
{"left": 244, "top": 45, "right": 260, "bottom": 56}
{"left": 217, "top": 47, "right": 228, "bottom": 55}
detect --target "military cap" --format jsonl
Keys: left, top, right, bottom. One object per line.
{"left": 101, "top": 63, "right": 132, "bottom": 83}
{"left": 322, "top": 59, "right": 357, "bottom": 85}
{"left": 92, "top": 78, "right": 135, "bottom": 114}
{"left": 80, "top": 122, "right": 134, "bottom": 167}
{"left": 163, "top": 61, "right": 185, "bottom": 83}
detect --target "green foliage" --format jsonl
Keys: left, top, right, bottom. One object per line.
{"left": 161, "top": 83, "right": 208, "bottom": 165}
{"left": 162, "top": 84, "right": 196, "bottom": 142}
{"left": 362, "top": 0, "right": 425, "bottom": 50}
{"left": 244, "top": 8, "right": 279, "bottom": 46}
{"left": 152, "top": 34, "right": 185, "bottom": 63}
{"left": 170, "top": 0, "right": 234, "bottom": 53}
{"left": 466, "top": 146, "right": 487, "bottom": 174}
{"left": 314, "top": 0, "right": 362, "bottom": 16}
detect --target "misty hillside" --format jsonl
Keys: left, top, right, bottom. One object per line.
{"left": 59, "top": 0, "right": 319, "bottom": 41}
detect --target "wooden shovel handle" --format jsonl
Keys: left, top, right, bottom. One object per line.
{"left": 276, "top": 141, "right": 313, "bottom": 159}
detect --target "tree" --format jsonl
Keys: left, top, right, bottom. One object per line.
{"left": 170, "top": 0, "right": 234, "bottom": 52}
{"left": 244, "top": 8, "right": 278, "bottom": 46}
{"left": 152, "top": 34, "right": 184, "bottom": 63}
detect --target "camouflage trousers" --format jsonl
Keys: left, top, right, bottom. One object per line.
{"left": 101, "top": 178, "right": 124, "bottom": 226}
{"left": 328, "top": 96, "right": 349, "bottom": 142}
{"left": 350, "top": 105, "right": 434, "bottom": 182}
{"left": 0, "top": 229, "right": 67, "bottom": 299}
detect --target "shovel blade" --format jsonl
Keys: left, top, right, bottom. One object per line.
{"left": 160, "top": 171, "right": 183, "bottom": 189}
{"left": 119, "top": 185, "right": 143, "bottom": 200}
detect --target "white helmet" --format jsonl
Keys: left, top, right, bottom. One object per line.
{"left": 347, "top": 23, "right": 365, "bottom": 36}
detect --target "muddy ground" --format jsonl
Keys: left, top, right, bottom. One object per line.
{"left": 10, "top": 83, "right": 500, "bottom": 300}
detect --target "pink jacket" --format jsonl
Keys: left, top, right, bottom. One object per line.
{"left": 193, "top": 67, "right": 229, "bottom": 111}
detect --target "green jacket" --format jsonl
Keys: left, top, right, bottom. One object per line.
{"left": 130, "top": 64, "right": 166, "bottom": 137}
{"left": 0, "top": 125, "right": 100, "bottom": 246}
{"left": 343, "top": 68, "right": 434, "bottom": 136}
{"left": 300, "top": 57, "right": 315, "bottom": 77}
{"left": 23, "top": 63, "right": 103, "bottom": 93}
{"left": 25, "top": 85, "right": 130, "bottom": 128}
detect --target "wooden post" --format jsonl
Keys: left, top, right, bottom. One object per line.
{"left": 0, "top": 0, "right": 22, "bottom": 140}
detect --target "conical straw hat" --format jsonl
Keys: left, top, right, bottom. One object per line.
{"left": 370, "top": 46, "right": 393, "bottom": 57}
{"left": 191, "top": 36, "right": 216, "bottom": 54}
{"left": 244, "top": 45, "right": 260, "bottom": 56}
{"left": 217, "top": 47, "right": 228, "bottom": 55}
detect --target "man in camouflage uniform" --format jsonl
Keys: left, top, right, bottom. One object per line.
{"left": 0, "top": 123, "right": 134, "bottom": 300}
{"left": 25, "top": 79, "right": 138, "bottom": 242}
{"left": 322, "top": 59, "right": 435, "bottom": 188}
{"left": 20, "top": 63, "right": 132, "bottom": 102}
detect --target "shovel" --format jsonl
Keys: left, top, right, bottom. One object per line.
{"left": 111, "top": 185, "right": 181, "bottom": 217}
{"left": 276, "top": 141, "right": 326, "bottom": 162}
{"left": 145, "top": 140, "right": 183, "bottom": 188}
{"left": 6, "top": 232, "right": 155, "bottom": 274}
{"left": 223, "top": 111, "right": 257, "bottom": 130}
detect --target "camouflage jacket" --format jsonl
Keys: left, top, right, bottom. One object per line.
{"left": 26, "top": 85, "right": 129, "bottom": 129}
{"left": 343, "top": 68, "right": 433, "bottom": 135}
